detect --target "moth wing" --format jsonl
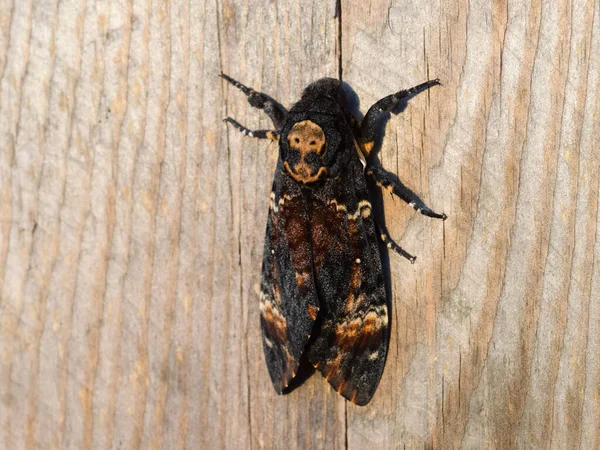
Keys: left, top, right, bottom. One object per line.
{"left": 307, "top": 163, "right": 389, "bottom": 406}
{"left": 260, "top": 177, "right": 319, "bottom": 393}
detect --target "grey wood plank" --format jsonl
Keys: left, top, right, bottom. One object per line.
{"left": 0, "top": 0, "right": 598, "bottom": 449}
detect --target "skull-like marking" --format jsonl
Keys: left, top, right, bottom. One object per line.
{"left": 284, "top": 120, "right": 327, "bottom": 183}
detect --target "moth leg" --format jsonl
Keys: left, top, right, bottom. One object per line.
{"left": 374, "top": 221, "right": 416, "bottom": 263}
{"left": 359, "top": 79, "right": 441, "bottom": 154}
{"left": 220, "top": 72, "right": 288, "bottom": 129}
{"left": 223, "top": 117, "right": 280, "bottom": 140}
{"left": 367, "top": 165, "right": 447, "bottom": 220}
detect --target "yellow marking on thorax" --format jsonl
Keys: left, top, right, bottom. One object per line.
{"left": 284, "top": 161, "right": 327, "bottom": 183}
{"left": 288, "top": 120, "right": 326, "bottom": 155}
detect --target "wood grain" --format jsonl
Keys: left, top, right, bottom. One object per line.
{"left": 0, "top": 0, "right": 598, "bottom": 449}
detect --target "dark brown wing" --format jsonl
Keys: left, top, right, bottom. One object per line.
{"left": 307, "top": 158, "right": 389, "bottom": 406}
{"left": 260, "top": 172, "right": 320, "bottom": 393}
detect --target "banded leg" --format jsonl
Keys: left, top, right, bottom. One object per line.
{"left": 359, "top": 79, "right": 441, "bottom": 154}
{"left": 367, "top": 165, "right": 447, "bottom": 220}
{"left": 220, "top": 72, "right": 288, "bottom": 129}
{"left": 374, "top": 222, "right": 416, "bottom": 263}
{"left": 223, "top": 117, "right": 280, "bottom": 140}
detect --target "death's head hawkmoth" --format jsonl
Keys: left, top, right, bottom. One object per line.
{"left": 222, "top": 73, "right": 446, "bottom": 405}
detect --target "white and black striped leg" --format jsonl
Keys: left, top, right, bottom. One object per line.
{"left": 367, "top": 166, "right": 447, "bottom": 220}
{"left": 374, "top": 222, "right": 416, "bottom": 263}
{"left": 220, "top": 72, "right": 288, "bottom": 128}
{"left": 223, "top": 117, "right": 280, "bottom": 140}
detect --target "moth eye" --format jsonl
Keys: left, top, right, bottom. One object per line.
{"left": 294, "top": 138, "right": 300, "bottom": 144}
{"left": 309, "top": 140, "right": 316, "bottom": 145}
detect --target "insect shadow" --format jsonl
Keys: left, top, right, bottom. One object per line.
{"left": 284, "top": 80, "right": 432, "bottom": 395}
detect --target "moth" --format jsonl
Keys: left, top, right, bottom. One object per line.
{"left": 221, "top": 73, "right": 446, "bottom": 405}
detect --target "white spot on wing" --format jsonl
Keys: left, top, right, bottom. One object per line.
{"left": 354, "top": 139, "right": 367, "bottom": 170}
{"left": 348, "top": 200, "right": 372, "bottom": 220}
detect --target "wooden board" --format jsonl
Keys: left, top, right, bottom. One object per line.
{"left": 0, "top": 0, "right": 598, "bottom": 448}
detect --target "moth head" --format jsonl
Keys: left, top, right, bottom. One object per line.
{"left": 295, "top": 78, "right": 349, "bottom": 113}
{"left": 283, "top": 120, "right": 328, "bottom": 183}
{"left": 283, "top": 78, "right": 352, "bottom": 183}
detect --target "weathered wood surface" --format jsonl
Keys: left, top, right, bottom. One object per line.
{"left": 0, "top": 0, "right": 599, "bottom": 448}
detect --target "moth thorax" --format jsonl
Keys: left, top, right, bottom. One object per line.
{"left": 285, "top": 120, "right": 328, "bottom": 183}
{"left": 288, "top": 120, "right": 326, "bottom": 155}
